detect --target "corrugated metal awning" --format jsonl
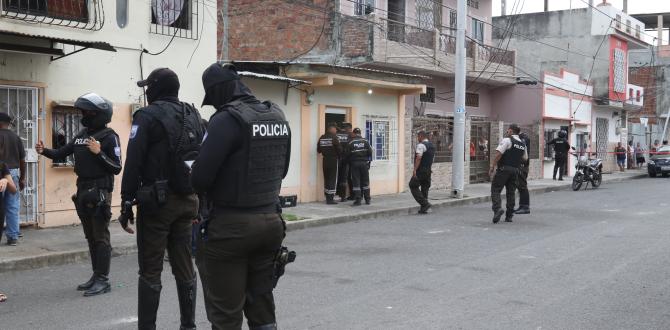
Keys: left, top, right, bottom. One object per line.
{"left": 238, "top": 71, "right": 310, "bottom": 85}
{"left": 0, "top": 29, "right": 116, "bottom": 59}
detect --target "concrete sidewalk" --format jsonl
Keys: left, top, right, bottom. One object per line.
{"left": 0, "top": 170, "right": 647, "bottom": 273}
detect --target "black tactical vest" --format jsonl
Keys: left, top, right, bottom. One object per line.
{"left": 143, "top": 101, "right": 203, "bottom": 194}
{"left": 211, "top": 100, "right": 291, "bottom": 208}
{"left": 348, "top": 136, "right": 370, "bottom": 162}
{"left": 318, "top": 134, "right": 338, "bottom": 159}
{"left": 499, "top": 137, "right": 526, "bottom": 168}
{"left": 418, "top": 140, "right": 435, "bottom": 171}
{"left": 553, "top": 138, "right": 569, "bottom": 154}
{"left": 73, "top": 128, "right": 116, "bottom": 189}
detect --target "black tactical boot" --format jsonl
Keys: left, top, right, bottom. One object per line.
{"left": 77, "top": 274, "right": 96, "bottom": 291}
{"left": 514, "top": 206, "right": 530, "bottom": 214}
{"left": 353, "top": 198, "right": 362, "bottom": 206}
{"left": 138, "top": 277, "right": 162, "bottom": 330}
{"left": 364, "top": 191, "right": 371, "bottom": 205}
{"left": 504, "top": 210, "right": 514, "bottom": 222}
{"left": 326, "top": 194, "right": 338, "bottom": 205}
{"left": 251, "top": 324, "right": 278, "bottom": 330}
{"left": 84, "top": 275, "right": 111, "bottom": 297}
{"left": 176, "top": 278, "right": 197, "bottom": 330}
{"left": 492, "top": 209, "right": 505, "bottom": 224}
{"left": 418, "top": 203, "right": 432, "bottom": 214}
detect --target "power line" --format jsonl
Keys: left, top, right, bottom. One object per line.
{"left": 573, "top": 19, "right": 613, "bottom": 116}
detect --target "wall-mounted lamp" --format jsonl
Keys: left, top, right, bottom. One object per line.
{"left": 367, "top": 88, "right": 373, "bottom": 95}
{"left": 305, "top": 90, "right": 315, "bottom": 105}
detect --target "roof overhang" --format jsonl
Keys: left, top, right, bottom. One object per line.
{"left": 290, "top": 72, "right": 426, "bottom": 95}
{"left": 631, "top": 13, "right": 670, "bottom": 29}
{"left": 238, "top": 71, "right": 310, "bottom": 85}
{"left": 0, "top": 29, "right": 116, "bottom": 60}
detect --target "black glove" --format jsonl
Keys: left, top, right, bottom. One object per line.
{"left": 367, "top": 161, "right": 371, "bottom": 170}
{"left": 119, "top": 200, "right": 135, "bottom": 234}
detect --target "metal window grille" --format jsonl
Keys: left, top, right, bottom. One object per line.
{"left": 51, "top": 107, "right": 82, "bottom": 166}
{"left": 596, "top": 118, "right": 609, "bottom": 160}
{"left": 466, "top": 92, "right": 479, "bottom": 107}
{"left": 626, "top": 20, "right": 631, "bottom": 33}
{"left": 449, "top": 10, "right": 457, "bottom": 36}
{"left": 615, "top": 14, "right": 621, "bottom": 29}
{"left": 0, "top": 86, "right": 39, "bottom": 224}
{"left": 467, "top": 0, "right": 479, "bottom": 9}
{"left": 420, "top": 87, "right": 436, "bottom": 103}
{"left": 544, "top": 129, "right": 558, "bottom": 160}
{"left": 635, "top": 25, "right": 640, "bottom": 38}
{"left": 1, "top": 0, "right": 103, "bottom": 30}
{"left": 150, "top": 0, "right": 199, "bottom": 39}
{"left": 354, "top": 0, "right": 374, "bottom": 15}
{"left": 413, "top": 117, "right": 453, "bottom": 163}
{"left": 364, "top": 116, "right": 397, "bottom": 161}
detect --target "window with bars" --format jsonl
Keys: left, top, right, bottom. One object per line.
{"left": 3, "top": 0, "right": 89, "bottom": 21}
{"left": 420, "top": 87, "right": 436, "bottom": 103}
{"left": 354, "top": 0, "right": 374, "bottom": 15}
{"left": 413, "top": 117, "right": 453, "bottom": 163}
{"left": 365, "top": 117, "right": 396, "bottom": 161}
{"left": 51, "top": 108, "right": 83, "bottom": 167}
{"left": 626, "top": 19, "right": 631, "bottom": 34}
{"left": 466, "top": 92, "right": 479, "bottom": 107}
{"left": 544, "top": 129, "right": 558, "bottom": 160}
{"left": 467, "top": 0, "right": 479, "bottom": 9}
{"left": 635, "top": 25, "right": 641, "bottom": 38}
{"left": 615, "top": 14, "right": 622, "bottom": 29}
{"left": 449, "top": 10, "right": 457, "bottom": 36}
{"left": 471, "top": 18, "right": 484, "bottom": 43}
{"left": 150, "top": 0, "right": 199, "bottom": 39}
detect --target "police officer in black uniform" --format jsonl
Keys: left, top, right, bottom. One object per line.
{"left": 548, "top": 130, "right": 570, "bottom": 180}
{"left": 410, "top": 131, "right": 435, "bottom": 214}
{"left": 336, "top": 123, "right": 352, "bottom": 202}
{"left": 317, "top": 123, "right": 341, "bottom": 204}
{"left": 192, "top": 63, "right": 291, "bottom": 330}
{"left": 118, "top": 68, "right": 203, "bottom": 330}
{"left": 515, "top": 132, "right": 531, "bottom": 214}
{"left": 35, "top": 93, "right": 121, "bottom": 297}
{"left": 347, "top": 128, "right": 373, "bottom": 206}
{"left": 489, "top": 124, "right": 527, "bottom": 224}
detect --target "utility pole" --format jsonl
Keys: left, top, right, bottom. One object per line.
{"left": 452, "top": 0, "right": 466, "bottom": 199}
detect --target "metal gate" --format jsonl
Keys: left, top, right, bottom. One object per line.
{"left": 596, "top": 118, "right": 609, "bottom": 160}
{"left": 0, "top": 86, "right": 39, "bottom": 224}
{"left": 470, "top": 120, "right": 491, "bottom": 183}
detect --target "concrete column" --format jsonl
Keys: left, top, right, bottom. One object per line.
{"left": 544, "top": 0, "right": 548, "bottom": 12}
{"left": 622, "top": 0, "right": 627, "bottom": 13}
{"left": 659, "top": 15, "right": 664, "bottom": 47}
{"left": 501, "top": 0, "right": 506, "bottom": 16}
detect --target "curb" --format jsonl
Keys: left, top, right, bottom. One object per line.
{"left": 0, "top": 174, "right": 646, "bottom": 273}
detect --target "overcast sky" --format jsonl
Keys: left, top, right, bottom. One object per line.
{"left": 493, "top": 0, "right": 670, "bottom": 17}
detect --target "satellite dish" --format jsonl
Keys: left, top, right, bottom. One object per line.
{"left": 152, "top": 0, "right": 184, "bottom": 26}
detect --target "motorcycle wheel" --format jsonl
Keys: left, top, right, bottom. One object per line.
{"left": 591, "top": 172, "right": 602, "bottom": 188}
{"left": 572, "top": 173, "right": 583, "bottom": 191}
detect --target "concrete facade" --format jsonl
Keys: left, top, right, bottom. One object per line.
{"left": 0, "top": 1, "right": 217, "bottom": 227}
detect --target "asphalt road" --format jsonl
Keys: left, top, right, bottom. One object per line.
{"left": 2, "top": 178, "right": 670, "bottom": 330}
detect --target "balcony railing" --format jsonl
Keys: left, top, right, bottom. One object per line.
{"left": 1, "top": 0, "right": 104, "bottom": 30}
{"left": 378, "top": 17, "right": 514, "bottom": 67}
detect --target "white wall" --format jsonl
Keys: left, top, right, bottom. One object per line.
{"left": 0, "top": 0, "right": 217, "bottom": 110}
{"left": 590, "top": 3, "right": 644, "bottom": 37}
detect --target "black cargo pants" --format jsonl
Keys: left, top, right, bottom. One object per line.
{"left": 350, "top": 161, "right": 370, "bottom": 201}
{"left": 196, "top": 212, "right": 284, "bottom": 330}
{"left": 409, "top": 169, "right": 432, "bottom": 207}
{"left": 517, "top": 164, "right": 530, "bottom": 208}
{"left": 336, "top": 159, "right": 349, "bottom": 199}
{"left": 491, "top": 166, "right": 518, "bottom": 217}
{"left": 137, "top": 192, "right": 199, "bottom": 284}
{"left": 553, "top": 154, "right": 567, "bottom": 179}
{"left": 323, "top": 156, "right": 338, "bottom": 197}
{"left": 74, "top": 188, "right": 112, "bottom": 277}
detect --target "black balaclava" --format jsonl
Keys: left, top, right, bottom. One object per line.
{"left": 81, "top": 112, "right": 108, "bottom": 130}
{"left": 201, "top": 63, "right": 259, "bottom": 108}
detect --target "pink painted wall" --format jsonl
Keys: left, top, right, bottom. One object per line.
{"left": 490, "top": 85, "right": 543, "bottom": 125}
{"left": 406, "top": 76, "right": 494, "bottom": 118}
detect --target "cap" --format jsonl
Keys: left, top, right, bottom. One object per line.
{"left": 507, "top": 123, "right": 520, "bottom": 131}
{"left": 137, "top": 68, "right": 179, "bottom": 88}
{"left": 202, "top": 63, "right": 240, "bottom": 91}
{"left": 340, "top": 122, "right": 352, "bottom": 129}
{"left": 0, "top": 112, "right": 11, "bottom": 123}
{"left": 353, "top": 128, "right": 361, "bottom": 134}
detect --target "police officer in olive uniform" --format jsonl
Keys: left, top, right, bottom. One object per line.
{"left": 489, "top": 124, "right": 527, "bottom": 224}
{"left": 548, "top": 130, "right": 570, "bottom": 180}
{"left": 347, "top": 128, "right": 373, "bottom": 206}
{"left": 192, "top": 63, "right": 291, "bottom": 330}
{"left": 515, "top": 132, "right": 531, "bottom": 214}
{"left": 336, "top": 123, "right": 352, "bottom": 202}
{"left": 410, "top": 131, "right": 435, "bottom": 214}
{"left": 119, "top": 68, "right": 203, "bottom": 330}
{"left": 317, "top": 123, "right": 341, "bottom": 204}
{"left": 35, "top": 93, "right": 121, "bottom": 297}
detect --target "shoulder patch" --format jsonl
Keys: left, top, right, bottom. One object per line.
{"left": 130, "top": 125, "right": 139, "bottom": 139}
{"left": 114, "top": 147, "right": 121, "bottom": 157}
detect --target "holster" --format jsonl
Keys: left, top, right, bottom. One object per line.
{"left": 75, "top": 179, "right": 108, "bottom": 210}
{"left": 272, "top": 246, "right": 296, "bottom": 288}
{"left": 136, "top": 180, "right": 169, "bottom": 214}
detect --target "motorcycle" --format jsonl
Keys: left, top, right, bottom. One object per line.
{"left": 571, "top": 147, "right": 603, "bottom": 191}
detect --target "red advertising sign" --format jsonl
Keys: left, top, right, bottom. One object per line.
{"left": 609, "top": 35, "right": 628, "bottom": 103}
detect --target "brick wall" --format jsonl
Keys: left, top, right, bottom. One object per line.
{"left": 629, "top": 66, "right": 659, "bottom": 124}
{"left": 223, "top": 0, "right": 372, "bottom": 62}
{"left": 223, "top": 0, "right": 335, "bottom": 60}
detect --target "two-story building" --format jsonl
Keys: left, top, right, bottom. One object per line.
{"left": 492, "top": 1, "right": 646, "bottom": 175}
{"left": 222, "top": 0, "right": 520, "bottom": 191}
{"left": 0, "top": 0, "right": 217, "bottom": 227}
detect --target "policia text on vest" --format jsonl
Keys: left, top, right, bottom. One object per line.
{"left": 489, "top": 124, "right": 528, "bottom": 224}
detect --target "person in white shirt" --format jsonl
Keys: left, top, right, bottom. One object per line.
{"left": 489, "top": 124, "right": 528, "bottom": 224}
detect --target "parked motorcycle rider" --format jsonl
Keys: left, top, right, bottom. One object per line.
{"left": 118, "top": 68, "right": 204, "bottom": 330}
{"left": 547, "top": 130, "right": 570, "bottom": 180}
{"left": 35, "top": 93, "right": 121, "bottom": 297}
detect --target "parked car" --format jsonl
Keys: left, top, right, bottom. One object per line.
{"left": 648, "top": 146, "right": 670, "bottom": 177}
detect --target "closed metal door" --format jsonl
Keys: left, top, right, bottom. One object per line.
{"left": 0, "top": 86, "right": 39, "bottom": 224}
{"left": 470, "top": 120, "right": 491, "bottom": 183}
{"left": 596, "top": 118, "right": 609, "bottom": 160}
